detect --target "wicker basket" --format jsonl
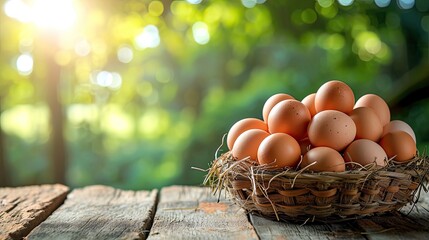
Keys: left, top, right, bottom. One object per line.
{"left": 205, "top": 152, "right": 429, "bottom": 223}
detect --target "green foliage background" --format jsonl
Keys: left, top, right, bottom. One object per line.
{"left": 0, "top": 0, "right": 428, "bottom": 189}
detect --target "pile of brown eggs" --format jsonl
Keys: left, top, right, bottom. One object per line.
{"left": 227, "top": 80, "right": 417, "bottom": 172}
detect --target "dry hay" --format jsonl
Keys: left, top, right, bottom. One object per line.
{"left": 204, "top": 150, "right": 429, "bottom": 223}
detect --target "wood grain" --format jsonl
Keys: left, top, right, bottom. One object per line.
{"left": 250, "top": 214, "right": 365, "bottom": 240}
{"left": 250, "top": 191, "right": 429, "bottom": 240}
{"left": 147, "top": 186, "right": 258, "bottom": 240}
{"left": 0, "top": 184, "right": 69, "bottom": 240}
{"left": 399, "top": 188, "right": 429, "bottom": 228}
{"left": 356, "top": 190, "right": 429, "bottom": 240}
{"left": 26, "top": 185, "right": 157, "bottom": 240}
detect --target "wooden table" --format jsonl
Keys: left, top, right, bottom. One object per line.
{"left": 1, "top": 185, "right": 428, "bottom": 239}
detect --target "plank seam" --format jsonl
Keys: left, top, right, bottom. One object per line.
{"left": 142, "top": 189, "right": 160, "bottom": 240}
{"left": 247, "top": 213, "right": 262, "bottom": 240}
{"left": 20, "top": 187, "right": 70, "bottom": 240}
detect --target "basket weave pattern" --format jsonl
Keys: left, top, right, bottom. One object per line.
{"left": 207, "top": 152, "right": 429, "bottom": 222}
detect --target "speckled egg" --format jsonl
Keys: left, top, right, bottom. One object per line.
{"left": 308, "top": 110, "right": 356, "bottom": 151}
{"left": 268, "top": 100, "right": 311, "bottom": 140}
{"left": 315, "top": 80, "right": 355, "bottom": 114}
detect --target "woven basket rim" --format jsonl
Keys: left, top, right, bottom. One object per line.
{"left": 204, "top": 151, "right": 429, "bottom": 223}
{"left": 206, "top": 152, "right": 428, "bottom": 180}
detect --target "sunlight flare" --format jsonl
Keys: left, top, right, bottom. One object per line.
{"left": 3, "top": 0, "right": 77, "bottom": 31}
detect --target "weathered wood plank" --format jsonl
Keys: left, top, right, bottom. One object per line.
{"left": 250, "top": 191, "right": 429, "bottom": 240}
{"left": 26, "top": 185, "right": 157, "bottom": 240}
{"left": 0, "top": 184, "right": 69, "bottom": 240}
{"left": 355, "top": 190, "right": 429, "bottom": 240}
{"left": 353, "top": 212, "right": 428, "bottom": 240}
{"left": 147, "top": 186, "right": 258, "bottom": 240}
{"left": 250, "top": 214, "right": 365, "bottom": 240}
{"left": 399, "top": 189, "right": 429, "bottom": 228}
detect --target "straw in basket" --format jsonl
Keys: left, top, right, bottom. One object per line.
{"left": 205, "top": 151, "right": 429, "bottom": 223}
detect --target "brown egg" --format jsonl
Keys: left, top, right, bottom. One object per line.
{"left": 301, "top": 147, "right": 345, "bottom": 172}
{"left": 308, "top": 110, "right": 356, "bottom": 151}
{"left": 301, "top": 93, "right": 317, "bottom": 117}
{"left": 227, "top": 118, "right": 267, "bottom": 150}
{"left": 383, "top": 120, "right": 416, "bottom": 143}
{"left": 268, "top": 100, "right": 311, "bottom": 140}
{"left": 354, "top": 94, "right": 390, "bottom": 126}
{"left": 315, "top": 80, "right": 355, "bottom": 114}
{"left": 257, "top": 133, "right": 301, "bottom": 168}
{"left": 232, "top": 129, "right": 269, "bottom": 161}
{"left": 344, "top": 139, "right": 387, "bottom": 167}
{"left": 349, "top": 107, "right": 383, "bottom": 142}
{"left": 379, "top": 131, "right": 416, "bottom": 162}
{"left": 262, "top": 93, "right": 295, "bottom": 122}
{"left": 299, "top": 138, "right": 312, "bottom": 155}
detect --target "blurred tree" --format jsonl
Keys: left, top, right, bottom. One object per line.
{"left": 0, "top": 0, "right": 428, "bottom": 188}
{"left": 35, "top": 32, "right": 67, "bottom": 184}
{"left": 0, "top": 97, "right": 8, "bottom": 186}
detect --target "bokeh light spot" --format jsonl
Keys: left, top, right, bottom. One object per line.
{"left": 171, "top": 1, "right": 191, "bottom": 16}
{"left": 186, "top": 0, "right": 202, "bottom": 4}
{"left": 135, "top": 25, "right": 160, "bottom": 49}
{"left": 148, "top": 1, "right": 164, "bottom": 17}
{"left": 242, "top": 0, "right": 257, "bottom": 8}
{"left": 353, "top": 31, "right": 387, "bottom": 61}
{"left": 337, "top": 0, "right": 354, "bottom": 6}
{"left": 117, "top": 45, "right": 134, "bottom": 63}
{"left": 192, "top": 21, "right": 210, "bottom": 45}
{"left": 16, "top": 53, "right": 33, "bottom": 75}
{"left": 364, "top": 37, "right": 381, "bottom": 54}
{"left": 204, "top": 4, "right": 222, "bottom": 23}
{"left": 91, "top": 71, "right": 122, "bottom": 89}
{"left": 301, "top": 9, "right": 317, "bottom": 24}
{"left": 318, "top": 3, "right": 338, "bottom": 18}
{"left": 96, "top": 71, "right": 113, "bottom": 87}
{"left": 375, "top": 0, "right": 391, "bottom": 7}
{"left": 318, "top": 0, "right": 334, "bottom": 8}
{"left": 421, "top": 16, "right": 429, "bottom": 32}
{"left": 398, "top": 0, "right": 415, "bottom": 9}
{"left": 110, "top": 72, "right": 123, "bottom": 90}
